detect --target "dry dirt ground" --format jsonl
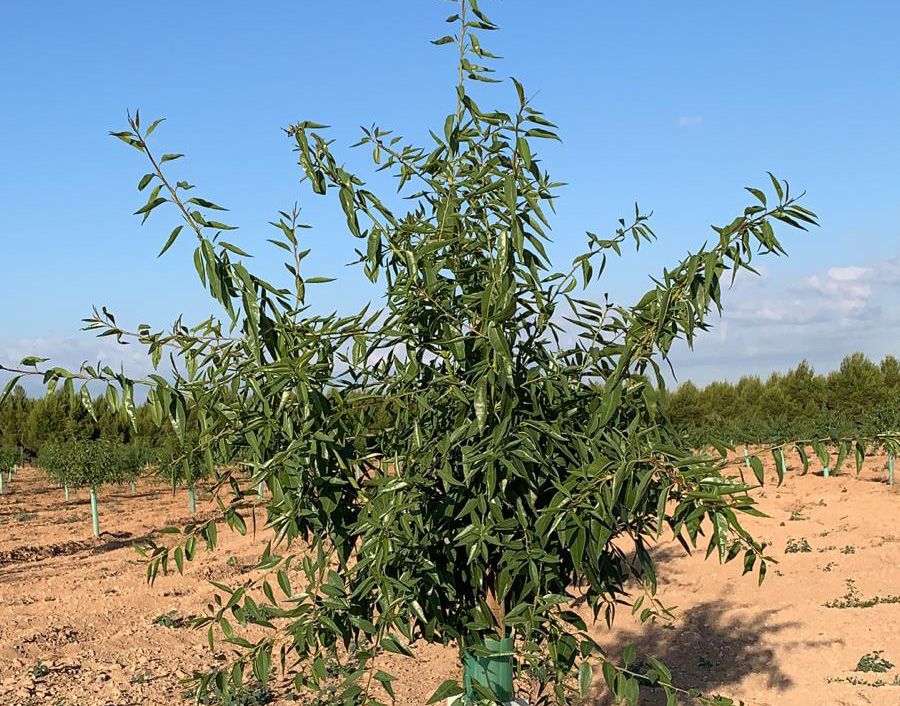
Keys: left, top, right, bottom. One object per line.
{"left": 0, "top": 452, "right": 898, "bottom": 706}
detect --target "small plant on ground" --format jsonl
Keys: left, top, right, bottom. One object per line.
{"left": 154, "top": 436, "right": 210, "bottom": 514}
{"left": 152, "top": 610, "right": 192, "bottom": 629}
{"left": 130, "top": 670, "right": 154, "bottom": 684}
{"left": 30, "top": 661, "right": 50, "bottom": 679}
{"left": 857, "top": 651, "right": 894, "bottom": 673}
{"left": 184, "top": 682, "right": 273, "bottom": 706}
{"left": 785, "top": 538, "right": 812, "bottom": 553}
{"left": 841, "top": 545, "right": 856, "bottom": 554}
{"left": 826, "top": 675, "right": 900, "bottom": 687}
{"left": 787, "top": 501, "right": 807, "bottom": 521}
{"left": 825, "top": 579, "right": 900, "bottom": 609}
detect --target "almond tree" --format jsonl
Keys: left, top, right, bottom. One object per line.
{"left": 154, "top": 433, "right": 209, "bottom": 513}
{"left": 39, "top": 439, "right": 124, "bottom": 537}
{"left": 2, "top": 2, "right": 825, "bottom": 704}
{"left": 0, "top": 445, "right": 19, "bottom": 494}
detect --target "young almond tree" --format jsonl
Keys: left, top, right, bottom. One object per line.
{"left": 38, "top": 441, "right": 75, "bottom": 500}
{"left": 39, "top": 440, "right": 119, "bottom": 537}
{"left": 155, "top": 434, "right": 209, "bottom": 513}
{"left": 0, "top": 445, "right": 19, "bottom": 494}
{"left": 3, "top": 2, "right": 822, "bottom": 704}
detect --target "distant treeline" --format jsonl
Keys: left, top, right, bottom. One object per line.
{"left": 2, "top": 352, "right": 899, "bottom": 455}
{"left": 0, "top": 386, "right": 173, "bottom": 457}
{"left": 665, "top": 353, "right": 900, "bottom": 445}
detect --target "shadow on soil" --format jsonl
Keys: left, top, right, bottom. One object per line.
{"left": 589, "top": 600, "right": 841, "bottom": 705}
{"left": 0, "top": 530, "right": 154, "bottom": 576}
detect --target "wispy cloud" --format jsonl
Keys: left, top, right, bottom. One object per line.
{"left": 0, "top": 334, "right": 160, "bottom": 396}
{"left": 677, "top": 115, "right": 703, "bottom": 128}
{"left": 5, "top": 258, "right": 899, "bottom": 394}
{"left": 669, "top": 256, "right": 900, "bottom": 384}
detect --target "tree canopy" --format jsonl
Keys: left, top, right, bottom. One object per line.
{"left": 0, "top": 2, "right": 835, "bottom": 704}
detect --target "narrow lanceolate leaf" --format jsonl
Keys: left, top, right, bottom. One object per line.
{"left": 773, "top": 447, "right": 785, "bottom": 484}
{"left": 187, "top": 197, "right": 227, "bottom": 210}
{"left": 427, "top": 680, "right": 463, "bottom": 704}
{"left": 134, "top": 197, "right": 166, "bottom": 216}
{"left": 749, "top": 455, "right": 765, "bottom": 485}
{"left": 474, "top": 377, "right": 487, "bottom": 429}
{"left": 158, "top": 225, "right": 184, "bottom": 257}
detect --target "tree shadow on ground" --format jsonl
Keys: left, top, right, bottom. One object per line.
{"left": 588, "top": 599, "right": 842, "bottom": 705}
{"left": 0, "top": 529, "right": 157, "bottom": 581}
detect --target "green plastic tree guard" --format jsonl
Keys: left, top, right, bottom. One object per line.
{"left": 64, "top": 485, "right": 69, "bottom": 501}
{"left": 822, "top": 466, "right": 830, "bottom": 478}
{"left": 0, "top": 473, "right": 4, "bottom": 495}
{"left": 188, "top": 484, "right": 197, "bottom": 513}
{"left": 464, "top": 636, "right": 514, "bottom": 704}
{"left": 90, "top": 488, "right": 100, "bottom": 538}
{"left": 889, "top": 452, "right": 895, "bottom": 486}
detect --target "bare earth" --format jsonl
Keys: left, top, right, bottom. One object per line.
{"left": 0, "top": 452, "right": 898, "bottom": 706}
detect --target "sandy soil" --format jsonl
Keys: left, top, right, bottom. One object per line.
{"left": 0, "top": 452, "right": 898, "bottom": 706}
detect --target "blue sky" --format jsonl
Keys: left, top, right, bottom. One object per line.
{"left": 1, "top": 1, "right": 898, "bottom": 392}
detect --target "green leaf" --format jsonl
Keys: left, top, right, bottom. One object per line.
{"left": 427, "top": 680, "right": 463, "bottom": 704}
{"left": 187, "top": 197, "right": 227, "bottom": 211}
{"left": 745, "top": 187, "right": 767, "bottom": 206}
{"left": 373, "top": 671, "right": 396, "bottom": 699}
{"left": 381, "top": 636, "right": 413, "bottom": 657}
{"left": 158, "top": 225, "right": 184, "bottom": 257}
{"left": 749, "top": 455, "right": 765, "bottom": 485}
{"left": 134, "top": 197, "right": 166, "bottom": 216}
{"left": 579, "top": 661, "right": 593, "bottom": 698}
{"left": 773, "top": 447, "right": 785, "bottom": 484}
{"left": 0, "top": 376, "right": 23, "bottom": 406}
{"left": 19, "top": 356, "right": 48, "bottom": 367}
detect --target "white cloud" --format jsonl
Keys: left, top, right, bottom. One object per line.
{"left": 0, "top": 334, "right": 160, "bottom": 397}
{"left": 5, "top": 258, "right": 899, "bottom": 394}
{"left": 668, "top": 256, "right": 900, "bottom": 384}
{"left": 677, "top": 115, "right": 703, "bottom": 128}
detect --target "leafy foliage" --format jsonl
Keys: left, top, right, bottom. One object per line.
{"left": 0, "top": 386, "right": 172, "bottom": 457}
{"left": 0, "top": 445, "right": 20, "bottom": 473}
{"left": 1, "top": 2, "right": 834, "bottom": 704}
{"left": 856, "top": 652, "right": 895, "bottom": 674}
{"left": 38, "top": 439, "right": 139, "bottom": 489}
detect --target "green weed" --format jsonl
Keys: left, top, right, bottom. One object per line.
{"left": 825, "top": 579, "right": 900, "bottom": 609}
{"left": 857, "top": 651, "right": 895, "bottom": 673}
{"left": 785, "top": 538, "right": 811, "bottom": 554}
